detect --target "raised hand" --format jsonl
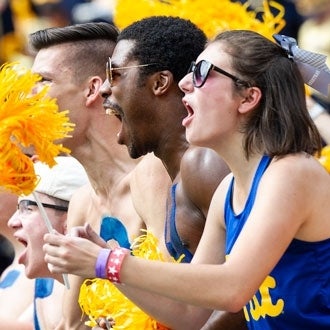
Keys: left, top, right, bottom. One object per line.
{"left": 43, "top": 229, "right": 103, "bottom": 278}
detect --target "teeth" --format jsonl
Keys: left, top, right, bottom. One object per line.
{"left": 105, "top": 108, "right": 117, "bottom": 116}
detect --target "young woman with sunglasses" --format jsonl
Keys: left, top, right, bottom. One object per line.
{"left": 44, "top": 30, "right": 330, "bottom": 329}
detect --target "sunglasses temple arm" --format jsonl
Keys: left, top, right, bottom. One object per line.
{"left": 32, "top": 192, "right": 70, "bottom": 289}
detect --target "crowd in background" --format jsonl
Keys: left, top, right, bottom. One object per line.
{"left": 0, "top": 0, "right": 114, "bottom": 66}
{"left": 0, "top": 0, "right": 310, "bottom": 68}
{"left": 1, "top": 0, "right": 329, "bottom": 289}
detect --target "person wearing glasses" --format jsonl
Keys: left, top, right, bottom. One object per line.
{"left": 44, "top": 29, "right": 330, "bottom": 329}
{"left": 27, "top": 21, "right": 167, "bottom": 330}
{"left": 46, "top": 16, "right": 243, "bottom": 330}
{"left": 0, "top": 191, "right": 34, "bottom": 330}
{"left": 6, "top": 156, "right": 88, "bottom": 330}
{"left": 100, "top": 15, "right": 236, "bottom": 329}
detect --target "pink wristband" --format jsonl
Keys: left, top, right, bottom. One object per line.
{"left": 106, "top": 247, "right": 130, "bottom": 283}
{"left": 95, "top": 248, "right": 112, "bottom": 278}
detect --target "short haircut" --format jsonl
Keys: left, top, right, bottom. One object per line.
{"left": 29, "top": 22, "right": 119, "bottom": 82}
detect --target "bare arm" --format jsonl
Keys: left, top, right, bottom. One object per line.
{"left": 201, "top": 310, "right": 247, "bottom": 330}
{"left": 0, "top": 319, "right": 33, "bottom": 330}
{"left": 55, "top": 274, "right": 89, "bottom": 330}
{"left": 180, "top": 146, "right": 230, "bottom": 217}
{"left": 45, "top": 152, "right": 238, "bottom": 329}
{"left": 45, "top": 156, "right": 322, "bottom": 309}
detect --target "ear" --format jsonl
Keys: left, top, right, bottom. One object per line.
{"left": 85, "top": 76, "right": 103, "bottom": 106}
{"left": 238, "top": 86, "right": 262, "bottom": 114}
{"left": 151, "top": 70, "right": 173, "bottom": 96}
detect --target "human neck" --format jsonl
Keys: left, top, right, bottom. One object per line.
{"left": 156, "top": 132, "right": 189, "bottom": 182}
{"left": 72, "top": 136, "right": 138, "bottom": 195}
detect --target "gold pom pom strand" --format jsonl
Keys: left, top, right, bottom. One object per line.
{"left": 113, "top": 0, "right": 286, "bottom": 40}
{"left": 0, "top": 62, "right": 74, "bottom": 195}
{"left": 78, "top": 231, "right": 175, "bottom": 329}
{"left": 318, "top": 145, "right": 330, "bottom": 173}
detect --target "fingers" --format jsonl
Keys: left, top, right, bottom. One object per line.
{"left": 95, "top": 317, "right": 115, "bottom": 329}
{"left": 85, "top": 223, "right": 108, "bottom": 247}
{"left": 43, "top": 240, "right": 68, "bottom": 274}
{"left": 43, "top": 232, "right": 75, "bottom": 274}
{"left": 44, "top": 232, "right": 103, "bottom": 278}
{"left": 43, "top": 230, "right": 62, "bottom": 246}
{"left": 67, "top": 224, "right": 107, "bottom": 248}
{"left": 69, "top": 225, "right": 88, "bottom": 238}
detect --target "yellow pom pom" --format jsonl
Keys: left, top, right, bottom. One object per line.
{"left": 113, "top": 0, "right": 285, "bottom": 40}
{"left": 318, "top": 145, "right": 330, "bottom": 173}
{"left": 79, "top": 231, "right": 177, "bottom": 329}
{"left": 0, "top": 62, "right": 74, "bottom": 195}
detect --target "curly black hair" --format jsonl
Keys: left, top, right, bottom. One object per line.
{"left": 117, "top": 16, "right": 207, "bottom": 83}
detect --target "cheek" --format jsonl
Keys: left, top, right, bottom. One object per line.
{"left": 188, "top": 110, "right": 221, "bottom": 147}
{"left": 30, "top": 226, "right": 45, "bottom": 241}
{"left": 26, "top": 218, "right": 47, "bottom": 240}
{"left": 49, "top": 82, "right": 82, "bottom": 110}
{"left": 51, "top": 217, "right": 64, "bottom": 233}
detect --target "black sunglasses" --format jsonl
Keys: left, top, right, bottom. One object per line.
{"left": 18, "top": 199, "right": 68, "bottom": 214}
{"left": 188, "top": 60, "right": 248, "bottom": 88}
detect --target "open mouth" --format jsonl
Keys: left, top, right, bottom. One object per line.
{"left": 14, "top": 235, "right": 28, "bottom": 265}
{"left": 105, "top": 107, "right": 119, "bottom": 116}
{"left": 181, "top": 99, "right": 194, "bottom": 127}
{"left": 16, "top": 236, "right": 27, "bottom": 247}
{"left": 183, "top": 100, "right": 194, "bottom": 116}
{"left": 103, "top": 102, "right": 122, "bottom": 122}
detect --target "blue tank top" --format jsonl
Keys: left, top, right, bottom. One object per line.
{"left": 165, "top": 183, "right": 193, "bottom": 263}
{"left": 225, "top": 155, "right": 330, "bottom": 329}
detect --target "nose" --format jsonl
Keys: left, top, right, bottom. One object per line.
{"left": 99, "top": 79, "right": 112, "bottom": 98}
{"left": 178, "top": 72, "right": 193, "bottom": 94}
{"left": 7, "top": 210, "right": 22, "bottom": 229}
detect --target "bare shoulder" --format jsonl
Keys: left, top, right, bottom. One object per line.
{"left": 259, "top": 153, "right": 330, "bottom": 240}
{"left": 131, "top": 153, "right": 170, "bottom": 189}
{"left": 70, "top": 183, "right": 92, "bottom": 205}
{"left": 130, "top": 153, "right": 171, "bottom": 234}
{"left": 268, "top": 153, "right": 329, "bottom": 186}
{"left": 67, "top": 183, "right": 93, "bottom": 228}
{"left": 181, "top": 146, "right": 230, "bottom": 186}
{"left": 180, "top": 146, "right": 230, "bottom": 215}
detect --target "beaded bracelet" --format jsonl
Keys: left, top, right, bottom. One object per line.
{"left": 106, "top": 247, "right": 130, "bottom": 284}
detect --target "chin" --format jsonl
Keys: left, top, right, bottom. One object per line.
{"left": 128, "top": 146, "right": 143, "bottom": 159}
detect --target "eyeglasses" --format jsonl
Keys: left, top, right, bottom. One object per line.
{"left": 106, "top": 57, "right": 157, "bottom": 86}
{"left": 188, "top": 60, "right": 248, "bottom": 88}
{"left": 17, "top": 200, "right": 68, "bottom": 215}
